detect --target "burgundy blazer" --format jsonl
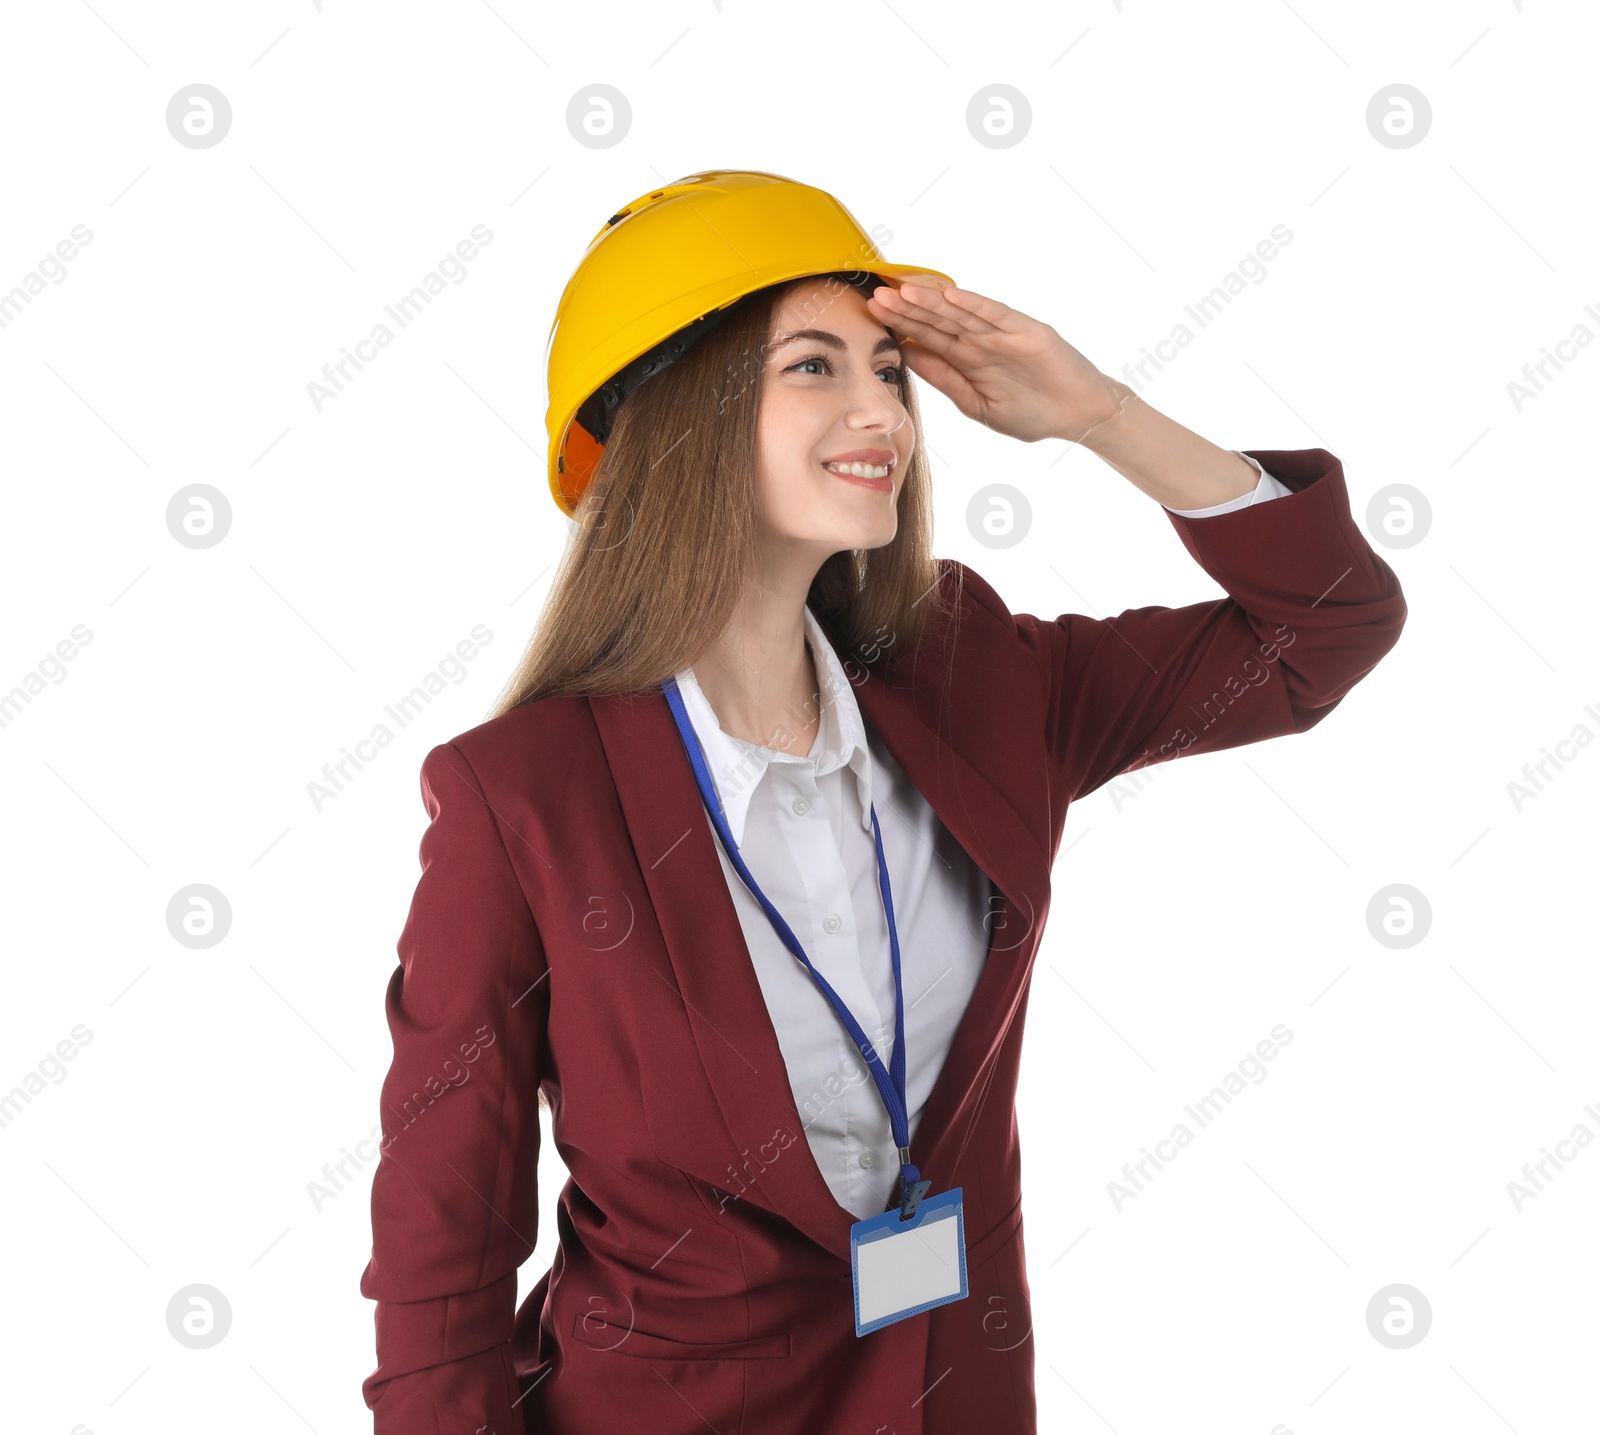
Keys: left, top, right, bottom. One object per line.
{"left": 361, "top": 447, "right": 1406, "bottom": 1434}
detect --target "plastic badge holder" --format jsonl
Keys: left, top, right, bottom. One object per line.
{"left": 851, "top": 1186, "right": 969, "bottom": 1336}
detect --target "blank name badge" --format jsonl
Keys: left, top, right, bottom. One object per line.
{"left": 850, "top": 1186, "right": 969, "bottom": 1336}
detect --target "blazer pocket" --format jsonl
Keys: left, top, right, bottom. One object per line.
{"left": 570, "top": 1312, "right": 791, "bottom": 1361}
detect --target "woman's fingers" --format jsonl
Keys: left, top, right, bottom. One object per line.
{"left": 871, "top": 283, "right": 988, "bottom": 341}
{"left": 867, "top": 290, "right": 998, "bottom": 358}
{"left": 883, "top": 281, "right": 1007, "bottom": 338}
{"left": 866, "top": 294, "right": 966, "bottom": 356}
{"left": 898, "top": 340, "right": 980, "bottom": 415}
{"left": 941, "top": 286, "right": 1030, "bottom": 333}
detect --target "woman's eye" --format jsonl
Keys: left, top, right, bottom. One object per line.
{"left": 787, "top": 356, "right": 907, "bottom": 386}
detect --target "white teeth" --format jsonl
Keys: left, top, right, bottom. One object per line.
{"left": 825, "top": 461, "right": 891, "bottom": 479}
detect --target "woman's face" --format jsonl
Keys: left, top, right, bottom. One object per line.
{"left": 753, "top": 278, "right": 918, "bottom": 561}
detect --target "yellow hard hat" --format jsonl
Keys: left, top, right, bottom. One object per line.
{"left": 544, "top": 169, "right": 955, "bottom": 518}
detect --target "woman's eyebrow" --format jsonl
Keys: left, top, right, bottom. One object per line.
{"left": 769, "top": 327, "right": 902, "bottom": 357}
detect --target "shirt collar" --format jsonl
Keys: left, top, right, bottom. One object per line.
{"left": 670, "top": 605, "right": 877, "bottom": 847}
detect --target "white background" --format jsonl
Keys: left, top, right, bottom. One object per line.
{"left": 2, "top": 2, "right": 1594, "bottom": 1432}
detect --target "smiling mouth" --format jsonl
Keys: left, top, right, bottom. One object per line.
{"left": 822, "top": 457, "right": 895, "bottom": 490}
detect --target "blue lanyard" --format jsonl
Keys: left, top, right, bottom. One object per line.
{"left": 662, "top": 676, "right": 927, "bottom": 1216}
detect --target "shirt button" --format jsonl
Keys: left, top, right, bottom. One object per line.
{"left": 859, "top": 1150, "right": 877, "bottom": 1169}
{"left": 791, "top": 796, "right": 810, "bottom": 816}
{"left": 822, "top": 913, "right": 842, "bottom": 934}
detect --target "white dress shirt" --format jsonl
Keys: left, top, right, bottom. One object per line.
{"left": 1166, "top": 451, "right": 1291, "bottom": 516}
{"left": 671, "top": 451, "right": 1289, "bottom": 1220}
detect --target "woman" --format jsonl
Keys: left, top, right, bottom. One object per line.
{"left": 360, "top": 171, "right": 1406, "bottom": 1434}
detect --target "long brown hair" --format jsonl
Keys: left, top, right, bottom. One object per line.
{"left": 488, "top": 271, "right": 961, "bottom": 718}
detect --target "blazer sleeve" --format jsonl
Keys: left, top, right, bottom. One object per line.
{"left": 998, "top": 447, "right": 1407, "bottom": 802}
{"left": 360, "top": 741, "right": 549, "bottom": 1434}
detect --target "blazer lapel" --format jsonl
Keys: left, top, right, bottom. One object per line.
{"left": 851, "top": 661, "right": 1054, "bottom": 1192}
{"left": 591, "top": 686, "right": 860, "bottom": 1259}
{"left": 588, "top": 664, "right": 1052, "bottom": 1262}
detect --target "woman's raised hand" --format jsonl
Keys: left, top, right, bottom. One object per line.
{"left": 867, "top": 278, "right": 1129, "bottom": 446}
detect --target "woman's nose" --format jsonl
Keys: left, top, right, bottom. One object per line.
{"left": 841, "top": 361, "right": 904, "bottom": 424}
